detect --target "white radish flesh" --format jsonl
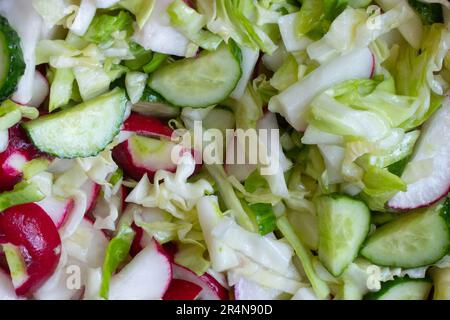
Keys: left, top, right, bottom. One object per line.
{"left": 109, "top": 240, "right": 172, "bottom": 300}
{"left": 36, "top": 196, "right": 74, "bottom": 229}
{"left": 63, "top": 218, "right": 108, "bottom": 268}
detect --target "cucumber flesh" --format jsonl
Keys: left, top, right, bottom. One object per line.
{"left": 149, "top": 43, "right": 242, "bottom": 108}
{"left": 0, "top": 15, "right": 25, "bottom": 101}
{"left": 364, "top": 277, "right": 432, "bottom": 300}
{"left": 23, "top": 88, "right": 127, "bottom": 158}
{"left": 361, "top": 199, "right": 450, "bottom": 268}
{"left": 316, "top": 195, "right": 371, "bottom": 277}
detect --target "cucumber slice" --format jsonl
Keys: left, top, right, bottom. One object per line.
{"left": 364, "top": 277, "right": 432, "bottom": 300}
{"left": 0, "top": 15, "right": 25, "bottom": 101}
{"left": 361, "top": 199, "right": 450, "bottom": 268}
{"left": 148, "top": 43, "right": 242, "bottom": 108}
{"left": 316, "top": 195, "right": 371, "bottom": 277}
{"left": 23, "top": 88, "right": 127, "bottom": 158}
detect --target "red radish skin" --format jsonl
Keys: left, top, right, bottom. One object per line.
{"left": 130, "top": 226, "right": 177, "bottom": 258}
{"left": 130, "top": 223, "right": 144, "bottom": 257}
{"left": 82, "top": 181, "right": 101, "bottom": 215}
{"left": 120, "top": 186, "right": 129, "bottom": 213}
{"left": 370, "top": 53, "right": 376, "bottom": 79}
{"left": 0, "top": 125, "right": 48, "bottom": 191}
{"left": 183, "top": 0, "right": 196, "bottom": 9}
{"left": 162, "top": 242, "right": 177, "bottom": 263}
{"left": 112, "top": 139, "right": 177, "bottom": 181}
{"left": 0, "top": 203, "right": 61, "bottom": 296}
{"left": 163, "top": 279, "right": 202, "bottom": 300}
{"left": 36, "top": 197, "right": 74, "bottom": 229}
{"left": 172, "top": 264, "right": 229, "bottom": 300}
{"left": 0, "top": 251, "right": 8, "bottom": 274}
{"left": 123, "top": 113, "right": 174, "bottom": 139}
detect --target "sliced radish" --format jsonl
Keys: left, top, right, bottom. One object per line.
{"left": 388, "top": 100, "right": 450, "bottom": 210}
{"left": 234, "top": 277, "right": 283, "bottom": 300}
{"left": 58, "top": 180, "right": 101, "bottom": 239}
{"left": 0, "top": 203, "right": 61, "bottom": 296}
{"left": 268, "top": 48, "right": 375, "bottom": 131}
{"left": 163, "top": 279, "right": 202, "bottom": 300}
{"left": 120, "top": 186, "right": 129, "bottom": 213}
{"left": 63, "top": 217, "right": 109, "bottom": 268}
{"left": 112, "top": 135, "right": 178, "bottom": 181}
{"left": 109, "top": 239, "right": 172, "bottom": 300}
{"left": 28, "top": 70, "right": 49, "bottom": 108}
{"left": 80, "top": 180, "right": 101, "bottom": 215}
{"left": 36, "top": 196, "right": 74, "bottom": 229}
{"left": 172, "top": 264, "right": 229, "bottom": 300}
{"left": 123, "top": 113, "right": 174, "bottom": 139}
{"left": 0, "top": 249, "right": 8, "bottom": 273}
{"left": 130, "top": 223, "right": 145, "bottom": 257}
{"left": 0, "top": 125, "right": 46, "bottom": 191}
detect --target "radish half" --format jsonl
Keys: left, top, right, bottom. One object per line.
{"left": 108, "top": 240, "right": 172, "bottom": 300}
{"left": 172, "top": 264, "right": 229, "bottom": 300}
{"left": 112, "top": 135, "right": 178, "bottom": 181}
{"left": 81, "top": 181, "right": 101, "bottom": 215}
{"left": 0, "top": 203, "right": 61, "bottom": 296}
{"left": 388, "top": 100, "right": 450, "bottom": 210}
